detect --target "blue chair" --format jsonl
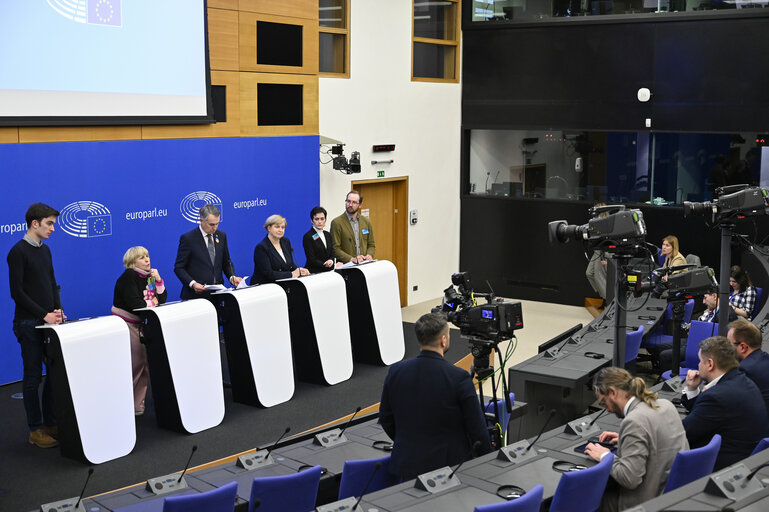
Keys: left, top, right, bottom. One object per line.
{"left": 548, "top": 453, "right": 614, "bottom": 512}
{"left": 751, "top": 437, "right": 769, "bottom": 456}
{"left": 624, "top": 325, "right": 645, "bottom": 363}
{"left": 643, "top": 299, "right": 694, "bottom": 349}
{"left": 162, "top": 481, "right": 237, "bottom": 512}
{"left": 657, "top": 248, "right": 666, "bottom": 267}
{"left": 249, "top": 466, "right": 322, "bottom": 512}
{"left": 338, "top": 455, "right": 398, "bottom": 500}
{"left": 754, "top": 287, "right": 763, "bottom": 319}
{"left": 485, "top": 392, "right": 516, "bottom": 440}
{"left": 663, "top": 434, "right": 721, "bottom": 493}
{"left": 661, "top": 321, "right": 718, "bottom": 380}
{"left": 474, "top": 484, "right": 544, "bottom": 512}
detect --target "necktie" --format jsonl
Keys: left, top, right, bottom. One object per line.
{"left": 207, "top": 234, "right": 216, "bottom": 266}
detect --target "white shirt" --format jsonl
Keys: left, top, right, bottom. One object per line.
{"left": 314, "top": 227, "right": 327, "bottom": 248}
{"left": 683, "top": 372, "right": 725, "bottom": 400}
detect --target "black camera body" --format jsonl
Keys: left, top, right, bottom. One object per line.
{"left": 449, "top": 302, "right": 523, "bottom": 340}
{"left": 548, "top": 206, "right": 647, "bottom": 254}
{"left": 684, "top": 185, "right": 768, "bottom": 223}
{"left": 666, "top": 267, "right": 718, "bottom": 297}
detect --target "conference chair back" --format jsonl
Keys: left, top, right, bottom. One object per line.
{"left": 548, "top": 453, "right": 614, "bottom": 512}
{"left": 249, "top": 465, "right": 322, "bottom": 512}
{"left": 643, "top": 300, "right": 694, "bottom": 348}
{"left": 162, "top": 480, "right": 237, "bottom": 512}
{"left": 338, "top": 455, "right": 398, "bottom": 501}
{"left": 750, "top": 437, "right": 769, "bottom": 456}
{"left": 755, "top": 287, "right": 764, "bottom": 319}
{"left": 624, "top": 325, "right": 645, "bottom": 363}
{"left": 663, "top": 434, "right": 721, "bottom": 493}
{"left": 660, "top": 321, "right": 718, "bottom": 381}
{"left": 473, "top": 484, "right": 544, "bottom": 512}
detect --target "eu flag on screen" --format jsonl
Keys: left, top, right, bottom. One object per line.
{"left": 87, "top": 0, "right": 122, "bottom": 27}
{"left": 87, "top": 215, "right": 112, "bottom": 237}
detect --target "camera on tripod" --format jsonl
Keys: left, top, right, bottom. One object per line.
{"left": 548, "top": 205, "right": 647, "bottom": 255}
{"left": 684, "top": 185, "right": 768, "bottom": 224}
{"left": 433, "top": 272, "right": 523, "bottom": 342}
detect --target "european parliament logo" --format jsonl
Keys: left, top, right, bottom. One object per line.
{"left": 59, "top": 201, "right": 113, "bottom": 238}
{"left": 180, "top": 191, "right": 223, "bottom": 224}
{"left": 47, "top": 0, "right": 122, "bottom": 27}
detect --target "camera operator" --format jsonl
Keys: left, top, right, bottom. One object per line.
{"left": 378, "top": 313, "right": 492, "bottom": 481}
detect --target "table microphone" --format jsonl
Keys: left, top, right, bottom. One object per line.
{"left": 589, "top": 408, "right": 608, "bottom": 427}
{"left": 264, "top": 427, "right": 291, "bottom": 458}
{"left": 352, "top": 462, "right": 382, "bottom": 510}
{"left": 74, "top": 467, "right": 94, "bottom": 510}
{"left": 741, "top": 462, "right": 769, "bottom": 488}
{"left": 449, "top": 441, "right": 483, "bottom": 480}
{"left": 177, "top": 445, "right": 198, "bottom": 483}
{"left": 526, "top": 409, "right": 557, "bottom": 452}
{"left": 339, "top": 406, "right": 362, "bottom": 437}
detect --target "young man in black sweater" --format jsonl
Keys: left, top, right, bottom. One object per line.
{"left": 7, "top": 203, "right": 65, "bottom": 448}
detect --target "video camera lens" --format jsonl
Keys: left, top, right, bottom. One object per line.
{"left": 548, "top": 220, "right": 580, "bottom": 244}
{"left": 683, "top": 201, "right": 713, "bottom": 218}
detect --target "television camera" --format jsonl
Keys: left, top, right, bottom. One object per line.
{"left": 548, "top": 205, "right": 647, "bottom": 255}
{"left": 684, "top": 185, "right": 768, "bottom": 224}
{"left": 330, "top": 144, "right": 361, "bottom": 174}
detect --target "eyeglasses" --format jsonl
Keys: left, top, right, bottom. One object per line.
{"left": 345, "top": 200, "right": 360, "bottom": 205}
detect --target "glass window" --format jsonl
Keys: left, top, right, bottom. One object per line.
{"left": 319, "top": 0, "right": 350, "bottom": 77}
{"left": 466, "top": 129, "right": 768, "bottom": 205}
{"left": 469, "top": 0, "right": 769, "bottom": 22}
{"left": 413, "top": 0, "right": 461, "bottom": 82}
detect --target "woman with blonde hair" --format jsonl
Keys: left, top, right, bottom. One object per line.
{"left": 111, "top": 246, "right": 166, "bottom": 415}
{"left": 252, "top": 214, "right": 309, "bottom": 284}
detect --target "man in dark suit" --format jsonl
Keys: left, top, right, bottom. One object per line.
{"left": 729, "top": 318, "right": 769, "bottom": 415}
{"left": 378, "top": 313, "right": 491, "bottom": 481}
{"left": 682, "top": 335, "right": 769, "bottom": 470}
{"left": 302, "top": 206, "right": 337, "bottom": 274}
{"left": 174, "top": 204, "right": 241, "bottom": 300}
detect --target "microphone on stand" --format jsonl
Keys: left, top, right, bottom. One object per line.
{"left": 352, "top": 462, "right": 382, "bottom": 510}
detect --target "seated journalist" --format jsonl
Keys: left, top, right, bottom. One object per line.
{"left": 111, "top": 246, "right": 167, "bottom": 415}
{"left": 252, "top": 214, "right": 309, "bottom": 284}
{"left": 585, "top": 367, "right": 688, "bottom": 512}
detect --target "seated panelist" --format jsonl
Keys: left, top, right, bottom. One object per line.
{"left": 302, "top": 206, "right": 339, "bottom": 274}
{"left": 252, "top": 214, "right": 309, "bottom": 284}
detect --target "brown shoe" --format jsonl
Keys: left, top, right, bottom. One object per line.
{"left": 43, "top": 425, "right": 58, "bottom": 439}
{"left": 29, "top": 428, "right": 58, "bottom": 448}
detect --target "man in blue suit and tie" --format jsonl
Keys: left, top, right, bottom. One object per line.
{"left": 174, "top": 204, "right": 242, "bottom": 300}
{"left": 728, "top": 319, "right": 769, "bottom": 416}
{"left": 378, "top": 313, "right": 492, "bottom": 481}
{"left": 682, "top": 335, "right": 769, "bottom": 470}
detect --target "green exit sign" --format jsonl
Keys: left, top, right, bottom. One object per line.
{"left": 377, "top": 170, "right": 385, "bottom": 178}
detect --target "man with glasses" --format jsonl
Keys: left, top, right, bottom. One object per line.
{"left": 681, "top": 336, "right": 768, "bottom": 470}
{"left": 330, "top": 190, "right": 376, "bottom": 264}
{"left": 728, "top": 318, "right": 769, "bottom": 415}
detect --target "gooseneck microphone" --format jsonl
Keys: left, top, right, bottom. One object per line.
{"left": 177, "top": 445, "right": 198, "bottom": 483}
{"left": 449, "top": 441, "right": 483, "bottom": 480}
{"left": 265, "top": 427, "right": 291, "bottom": 458}
{"left": 74, "top": 467, "right": 95, "bottom": 510}
{"left": 352, "top": 462, "right": 382, "bottom": 510}
{"left": 339, "top": 406, "right": 362, "bottom": 437}
{"left": 742, "top": 462, "right": 769, "bottom": 488}
{"left": 526, "top": 409, "right": 557, "bottom": 452}
{"left": 589, "top": 408, "right": 609, "bottom": 427}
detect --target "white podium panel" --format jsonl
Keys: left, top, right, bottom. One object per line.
{"left": 42, "top": 316, "right": 135, "bottom": 464}
{"left": 353, "top": 261, "right": 405, "bottom": 364}
{"left": 139, "top": 300, "right": 224, "bottom": 433}
{"left": 278, "top": 272, "right": 353, "bottom": 385}
{"left": 216, "top": 284, "right": 294, "bottom": 407}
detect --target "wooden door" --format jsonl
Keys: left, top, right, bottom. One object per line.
{"left": 352, "top": 177, "right": 409, "bottom": 305}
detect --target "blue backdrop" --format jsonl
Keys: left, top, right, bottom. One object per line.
{"left": 0, "top": 136, "right": 320, "bottom": 385}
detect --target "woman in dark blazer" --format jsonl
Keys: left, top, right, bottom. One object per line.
{"left": 252, "top": 214, "right": 309, "bottom": 284}
{"left": 302, "top": 206, "right": 338, "bottom": 274}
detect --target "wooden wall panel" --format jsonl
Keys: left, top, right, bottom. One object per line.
{"left": 18, "top": 126, "right": 142, "bottom": 144}
{"left": 141, "top": 71, "right": 241, "bottom": 140}
{"left": 0, "top": 128, "right": 19, "bottom": 144}
{"left": 239, "top": 12, "right": 318, "bottom": 75}
{"left": 239, "top": 0, "right": 318, "bottom": 20}
{"left": 208, "top": 8, "right": 240, "bottom": 71}
{"left": 208, "top": 0, "right": 238, "bottom": 9}
{"left": 239, "top": 72, "right": 318, "bottom": 136}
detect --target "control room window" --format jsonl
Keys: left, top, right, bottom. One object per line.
{"left": 319, "top": 0, "right": 350, "bottom": 77}
{"left": 412, "top": 0, "right": 461, "bottom": 82}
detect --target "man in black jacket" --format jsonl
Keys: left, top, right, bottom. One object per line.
{"left": 7, "top": 203, "right": 65, "bottom": 448}
{"left": 729, "top": 319, "right": 769, "bottom": 416}
{"left": 379, "top": 313, "right": 491, "bottom": 480}
{"left": 174, "top": 204, "right": 241, "bottom": 300}
{"left": 682, "top": 335, "right": 768, "bottom": 470}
